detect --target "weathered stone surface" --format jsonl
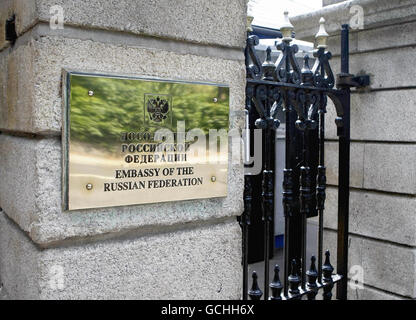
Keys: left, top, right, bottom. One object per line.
{"left": 0, "top": 212, "right": 40, "bottom": 300}
{"left": 348, "top": 282, "right": 404, "bottom": 300}
{"left": 350, "top": 90, "right": 416, "bottom": 140}
{"left": 325, "top": 142, "right": 364, "bottom": 188}
{"left": 0, "top": 212, "right": 242, "bottom": 299}
{"left": 0, "top": 34, "right": 245, "bottom": 134}
{"left": 13, "top": 0, "right": 38, "bottom": 35}
{"left": 323, "top": 0, "right": 345, "bottom": 6}
{"left": 326, "top": 90, "right": 416, "bottom": 142}
{"left": 324, "top": 142, "right": 416, "bottom": 194}
{"left": 0, "top": 135, "right": 37, "bottom": 231}
{"left": 0, "top": 135, "right": 243, "bottom": 245}
{"left": 28, "top": 24, "right": 244, "bottom": 62}
{"left": 355, "top": 20, "right": 416, "bottom": 53}
{"left": 324, "top": 187, "right": 416, "bottom": 246}
{"left": 1, "top": 38, "right": 35, "bottom": 133}
{"left": 12, "top": 0, "right": 246, "bottom": 48}
{"left": 0, "top": 51, "right": 7, "bottom": 113}
{"left": 363, "top": 144, "right": 416, "bottom": 195}
{"left": 292, "top": 0, "right": 416, "bottom": 39}
{"left": 324, "top": 230, "right": 416, "bottom": 298}
{"left": 322, "top": 0, "right": 345, "bottom": 7}
{"left": 0, "top": 286, "right": 9, "bottom": 300}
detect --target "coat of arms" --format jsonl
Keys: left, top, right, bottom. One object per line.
{"left": 146, "top": 96, "right": 170, "bottom": 123}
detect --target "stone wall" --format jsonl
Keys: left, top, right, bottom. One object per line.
{"left": 0, "top": 0, "right": 247, "bottom": 299}
{"left": 292, "top": 0, "right": 416, "bottom": 299}
{"left": 323, "top": 0, "right": 345, "bottom": 6}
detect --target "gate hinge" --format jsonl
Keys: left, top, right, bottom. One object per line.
{"left": 336, "top": 73, "right": 370, "bottom": 89}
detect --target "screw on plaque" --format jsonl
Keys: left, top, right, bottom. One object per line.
{"left": 86, "top": 183, "right": 93, "bottom": 190}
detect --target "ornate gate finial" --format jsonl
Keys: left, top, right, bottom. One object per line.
{"left": 262, "top": 47, "right": 276, "bottom": 81}
{"left": 248, "top": 271, "right": 263, "bottom": 300}
{"left": 288, "top": 259, "right": 301, "bottom": 297}
{"left": 306, "top": 256, "right": 319, "bottom": 300}
{"left": 301, "top": 55, "right": 313, "bottom": 85}
{"left": 316, "top": 17, "right": 329, "bottom": 49}
{"left": 246, "top": 0, "right": 254, "bottom": 32}
{"left": 270, "top": 265, "right": 283, "bottom": 300}
{"left": 281, "top": 11, "right": 294, "bottom": 42}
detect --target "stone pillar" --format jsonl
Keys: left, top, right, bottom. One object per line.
{"left": 323, "top": 0, "right": 346, "bottom": 7}
{"left": 292, "top": 0, "right": 416, "bottom": 300}
{"left": 0, "top": 0, "right": 246, "bottom": 299}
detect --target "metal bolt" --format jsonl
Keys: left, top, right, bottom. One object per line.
{"left": 88, "top": 90, "right": 94, "bottom": 96}
{"left": 86, "top": 183, "right": 93, "bottom": 190}
{"left": 213, "top": 98, "right": 218, "bottom": 103}
{"left": 211, "top": 176, "right": 216, "bottom": 182}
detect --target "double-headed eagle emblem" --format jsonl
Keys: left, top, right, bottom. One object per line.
{"left": 147, "top": 96, "right": 170, "bottom": 123}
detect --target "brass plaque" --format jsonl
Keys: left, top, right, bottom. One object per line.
{"left": 63, "top": 72, "right": 229, "bottom": 210}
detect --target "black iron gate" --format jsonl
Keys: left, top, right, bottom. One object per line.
{"left": 239, "top": 14, "right": 369, "bottom": 300}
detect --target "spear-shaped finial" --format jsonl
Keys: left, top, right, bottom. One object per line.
{"left": 248, "top": 271, "right": 263, "bottom": 300}
{"left": 301, "top": 54, "right": 313, "bottom": 86}
{"left": 247, "top": 15, "right": 254, "bottom": 32}
{"left": 281, "top": 11, "right": 294, "bottom": 42}
{"left": 315, "top": 17, "right": 329, "bottom": 49}
{"left": 306, "top": 256, "right": 318, "bottom": 300}
{"left": 322, "top": 250, "right": 335, "bottom": 300}
{"left": 288, "top": 259, "right": 301, "bottom": 297}
{"left": 269, "top": 265, "right": 283, "bottom": 300}
{"left": 322, "top": 250, "right": 334, "bottom": 281}
{"left": 266, "top": 46, "right": 272, "bottom": 62}
{"left": 302, "top": 55, "right": 311, "bottom": 73}
{"left": 262, "top": 46, "right": 276, "bottom": 80}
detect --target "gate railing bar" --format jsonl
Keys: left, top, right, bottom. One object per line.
{"left": 240, "top": 28, "right": 256, "bottom": 301}
{"left": 282, "top": 168, "right": 291, "bottom": 296}
{"left": 336, "top": 24, "right": 351, "bottom": 300}
{"left": 260, "top": 50, "right": 276, "bottom": 300}
{"left": 317, "top": 91, "right": 326, "bottom": 283}
{"left": 282, "top": 59, "right": 292, "bottom": 297}
{"left": 240, "top": 175, "right": 252, "bottom": 300}
{"left": 299, "top": 54, "right": 314, "bottom": 290}
{"left": 262, "top": 198, "right": 271, "bottom": 300}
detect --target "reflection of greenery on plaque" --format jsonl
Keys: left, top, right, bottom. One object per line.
{"left": 69, "top": 74, "right": 229, "bottom": 153}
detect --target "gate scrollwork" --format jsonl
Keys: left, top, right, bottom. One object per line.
{"left": 241, "top": 11, "right": 368, "bottom": 301}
